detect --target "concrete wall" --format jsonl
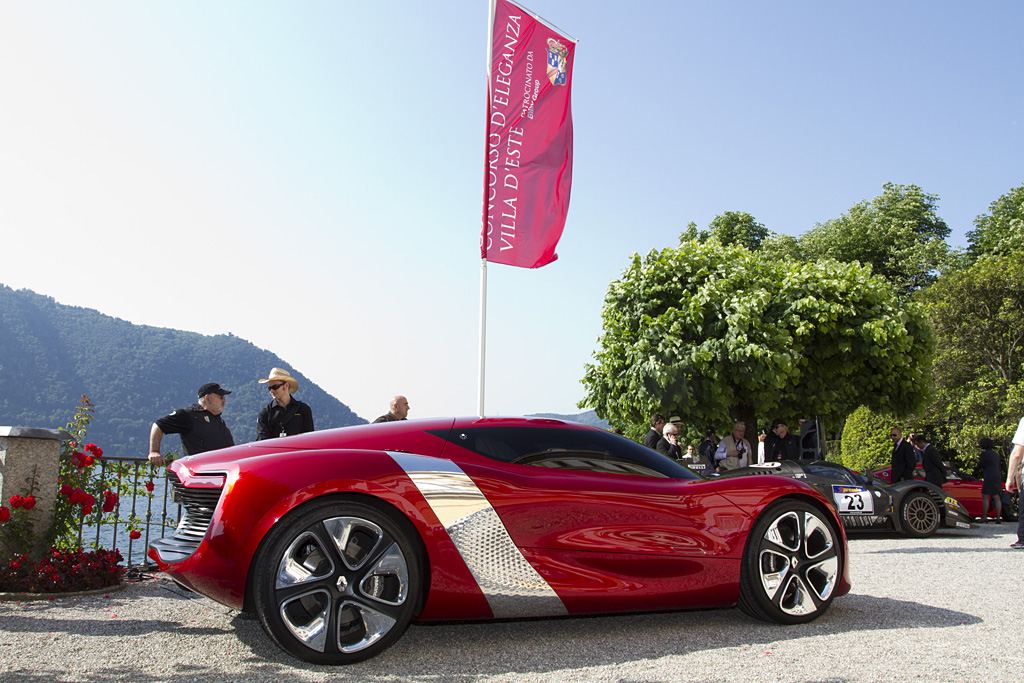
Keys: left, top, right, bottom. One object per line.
{"left": 0, "top": 427, "right": 67, "bottom": 559}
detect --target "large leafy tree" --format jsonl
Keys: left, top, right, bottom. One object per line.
{"left": 917, "top": 254, "right": 1024, "bottom": 465}
{"left": 581, "top": 241, "right": 933, "bottom": 436}
{"left": 966, "top": 182, "right": 1024, "bottom": 260}
{"left": 797, "top": 183, "right": 951, "bottom": 296}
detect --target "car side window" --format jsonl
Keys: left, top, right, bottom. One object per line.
{"left": 945, "top": 467, "right": 965, "bottom": 481}
{"left": 434, "top": 426, "right": 700, "bottom": 480}
{"left": 805, "top": 464, "right": 856, "bottom": 485}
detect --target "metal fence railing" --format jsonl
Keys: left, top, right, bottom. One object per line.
{"left": 72, "top": 456, "right": 181, "bottom": 568}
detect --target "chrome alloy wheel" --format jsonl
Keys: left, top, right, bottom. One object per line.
{"left": 274, "top": 516, "right": 410, "bottom": 654}
{"left": 902, "top": 495, "right": 939, "bottom": 535}
{"left": 757, "top": 510, "right": 839, "bottom": 616}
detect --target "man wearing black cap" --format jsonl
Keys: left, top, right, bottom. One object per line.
{"left": 147, "top": 383, "right": 235, "bottom": 465}
{"left": 765, "top": 419, "right": 801, "bottom": 461}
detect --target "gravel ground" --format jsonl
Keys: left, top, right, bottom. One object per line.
{"left": 1, "top": 523, "right": 1021, "bottom": 683}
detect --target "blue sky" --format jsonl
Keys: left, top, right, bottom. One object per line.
{"left": 2, "top": 1, "right": 1022, "bottom": 423}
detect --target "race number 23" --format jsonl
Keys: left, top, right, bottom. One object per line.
{"left": 831, "top": 485, "right": 874, "bottom": 515}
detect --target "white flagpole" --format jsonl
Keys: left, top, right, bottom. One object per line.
{"left": 479, "top": 0, "right": 497, "bottom": 418}
{"left": 478, "top": 259, "right": 487, "bottom": 417}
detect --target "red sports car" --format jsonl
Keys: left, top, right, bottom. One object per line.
{"left": 150, "top": 417, "right": 851, "bottom": 665}
{"left": 871, "top": 464, "right": 1017, "bottom": 522}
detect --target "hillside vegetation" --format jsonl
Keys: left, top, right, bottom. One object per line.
{"left": 0, "top": 285, "right": 365, "bottom": 458}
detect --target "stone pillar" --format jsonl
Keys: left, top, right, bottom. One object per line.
{"left": 0, "top": 427, "right": 68, "bottom": 559}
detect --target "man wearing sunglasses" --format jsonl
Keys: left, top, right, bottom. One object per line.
{"left": 257, "top": 367, "right": 315, "bottom": 440}
{"left": 890, "top": 427, "right": 917, "bottom": 484}
{"left": 148, "top": 382, "right": 235, "bottom": 465}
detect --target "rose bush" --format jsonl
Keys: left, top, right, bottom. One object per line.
{"left": 0, "top": 547, "right": 124, "bottom": 593}
{"left": 0, "top": 396, "right": 163, "bottom": 591}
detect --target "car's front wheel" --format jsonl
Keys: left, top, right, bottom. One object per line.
{"left": 738, "top": 499, "right": 841, "bottom": 624}
{"left": 899, "top": 491, "right": 939, "bottom": 538}
{"left": 251, "top": 498, "right": 421, "bottom": 665}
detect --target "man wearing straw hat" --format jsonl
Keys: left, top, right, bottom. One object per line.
{"left": 257, "top": 368, "right": 315, "bottom": 440}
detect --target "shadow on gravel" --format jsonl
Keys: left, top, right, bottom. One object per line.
{"left": 0, "top": 613, "right": 225, "bottom": 637}
{"left": 201, "top": 595, "right": 977, "bottom": 682}
{"left": 0, "top": 590, "right": 981, "bottom": 683}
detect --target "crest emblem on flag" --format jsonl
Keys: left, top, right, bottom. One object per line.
{"left": 546, "top": 38, "right": 569, "bottom": 85}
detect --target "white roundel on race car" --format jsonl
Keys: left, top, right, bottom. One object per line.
{"left": 831, "top": 485, "right": 875, "bottom": 515}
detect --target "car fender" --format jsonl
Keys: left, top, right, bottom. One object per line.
{"left": 166, "top": 448, "right": 494, "bottom": 617}
{"left": 712, "top": 475, "right": 851, "bottom": 597}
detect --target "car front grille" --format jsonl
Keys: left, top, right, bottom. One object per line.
{"left": 150, "top": 470, "right": 226, "bottom": 565}
{"left": 170, "top": 471, "right": 223, "bottom": 542}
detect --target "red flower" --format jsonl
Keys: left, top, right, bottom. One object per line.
{"left": 85, "top": 443, "right": 103, "bottom": 457}
{"left": 9, "top": 495, "right": 24, "bottom": 509}
{"left": 22, "top": 496, "right": 36, "bottom": 510}
{"left": 82, "top": 455, "right": 94, "bottom": 468}
{"left": 145, "top": 481, "right": 155, "bottom": 492}
{"left": 81, "top": 505, "right": 94, "bottom": 515}
{"left": 60, "top": 484, "right": 73, "bottom": 497}
{"left": 129, "top": 530, "right": 142, "bottom": 540}
{"left": 102, "top": 492, "right": 119, "bottom": 513}
{"left": 0, "top": 507, "right": 9, "bottom": 523}
{"left": 80, "top": 493, "right": 96, "bottom": 508}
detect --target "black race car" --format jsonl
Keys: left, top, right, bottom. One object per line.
{"left": 715, "top": 459, "right": 973, "bottom": 538}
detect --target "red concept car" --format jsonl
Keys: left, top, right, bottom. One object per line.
{"left": 871, "top": 464, "right": 1018, "bottom": 522}
{"left": 149, "top": 417, "right": 851, "bottom": 665}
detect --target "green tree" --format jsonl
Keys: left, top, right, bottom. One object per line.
{"left": 797, "top": 183, "right": 951, "bottom": 296}
{"left": 581, "top": 241, "right": 934, "bottom": 436}
{"left": 705, "top": 211, "right": 769, "bottom": 252}
{"left": 760, "top": 232, "right": 802, "bottom": 262}
{"left": 966, "top": 182, "right": 1024, "bottom": 260}
{"left": 678, "top": 221, "right": 707, "bottom": 244}
{"left": 917, "top": 254, "right": 1024, "bottom": 467}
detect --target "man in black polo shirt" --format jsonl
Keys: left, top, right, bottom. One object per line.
{"left": 147, "top": 383, "right": 235, "bottom": 465}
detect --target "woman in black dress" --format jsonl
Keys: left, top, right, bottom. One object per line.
{"left": 978, "top": 437, "right": 1003, "bottom": 522}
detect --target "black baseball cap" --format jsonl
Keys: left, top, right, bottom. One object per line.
{"left": 197, "top": 383, "right": 232, "bottom": 398}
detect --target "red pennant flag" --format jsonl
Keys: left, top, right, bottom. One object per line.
{"left": 481, "top": 0, "right": 576, "bottom": 269}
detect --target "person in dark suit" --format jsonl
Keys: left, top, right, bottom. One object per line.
{"left": 643, "top": 414, "right": 665, "bottom": 450}
{"left": 914, "top": 434, "right": 947, "bottom": 487}
{"left": 656, "top": 422, "right": 683, "bottom": 460}
{"left": 889, "top": 427, "right": 917, "bottom": 483}
{"left": 765, "top": 419, "right": 801, "bottom": 461}
{"left": 977, "top": 437, "right": 1003, "bottom": 522}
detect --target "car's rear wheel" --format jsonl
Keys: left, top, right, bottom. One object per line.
{"left": 898, "top": 491, "right": 939, "bottom": 537}
{"left": 738, "top": 499, "right": 841, "bottom": 624}
{"left": 251, "top": 498, "right": 421, "bottom": 665}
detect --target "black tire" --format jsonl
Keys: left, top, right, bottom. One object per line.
{"left": 898, "top": 491, "right": 940, "bottom": 538}
{"left": 738, "top": 499, "right": 842, "bottom": 625}
{"left": 251, "top": 497, "right": 421, "bottom": 665}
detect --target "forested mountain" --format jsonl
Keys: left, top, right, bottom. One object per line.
{"left": 0, "top": 285, "right": 365, "bottom": 458}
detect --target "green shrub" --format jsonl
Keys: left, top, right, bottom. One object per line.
{"left": 841, "top": 406, "right": 899, "bottom": 473}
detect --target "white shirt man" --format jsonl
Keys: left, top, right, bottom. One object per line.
{"left": 715, "top": 422, "right": 751, "bottom": 471}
